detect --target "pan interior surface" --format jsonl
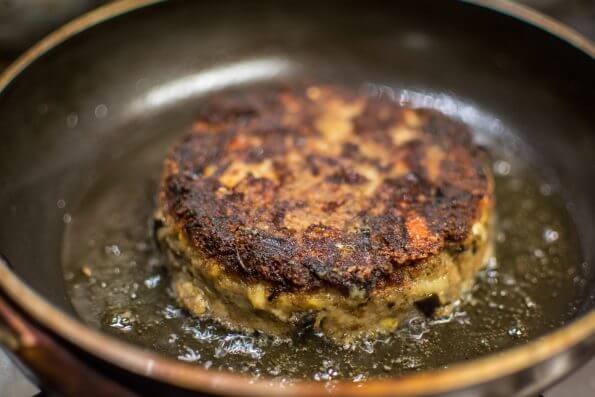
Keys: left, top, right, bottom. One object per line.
{"left": 61, "top": 107, "right": 586, "bottom": 380}
{"left": 0, "top": 0, "right": 593, "bottom": 386}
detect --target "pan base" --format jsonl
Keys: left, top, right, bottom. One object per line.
{"left": 61, "top": 87, "right": 586, "bottom": 381}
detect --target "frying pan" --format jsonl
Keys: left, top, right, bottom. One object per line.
{"left": 0, "top": 0, "right": 593, "bottom": 396}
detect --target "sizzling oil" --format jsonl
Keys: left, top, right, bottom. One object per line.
{"left": 62, "top": 93, "right": 587, "bottom": 382}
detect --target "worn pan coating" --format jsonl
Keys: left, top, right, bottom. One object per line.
{"left": 0, "top": 0, "right": 594, "bottom": 396}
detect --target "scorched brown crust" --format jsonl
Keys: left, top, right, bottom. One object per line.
{"left": 159, "top": 85, "right": 492, "bottom": 294}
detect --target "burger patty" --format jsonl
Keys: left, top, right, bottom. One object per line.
{"left": 157, "top": 85, "right": 493, "bottom": 341}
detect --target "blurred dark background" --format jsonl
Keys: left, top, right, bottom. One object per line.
{"left": 0, "top": 0, "right": 105, "bottom": 57}
{"left": 0, "top": 0, "right": 593, "bottom": 62}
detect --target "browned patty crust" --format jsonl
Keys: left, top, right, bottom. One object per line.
{"left": 160, "top": 85, "right": 491, "bottom": 295}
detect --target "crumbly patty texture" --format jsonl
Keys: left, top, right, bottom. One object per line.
{"left": 160, "top": 85, "right": 491, "bottom": 294}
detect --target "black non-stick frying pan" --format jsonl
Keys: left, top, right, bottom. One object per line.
{"left": 0, "top": 0, "right": 593, "bottom": 396}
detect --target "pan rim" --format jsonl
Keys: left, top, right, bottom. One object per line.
{"left": 0, "top": 0, "right": 594, "bottom": 395}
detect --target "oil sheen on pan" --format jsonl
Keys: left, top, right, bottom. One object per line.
{"left": 62, "top": 84, "right": 587, "bottom": 381}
